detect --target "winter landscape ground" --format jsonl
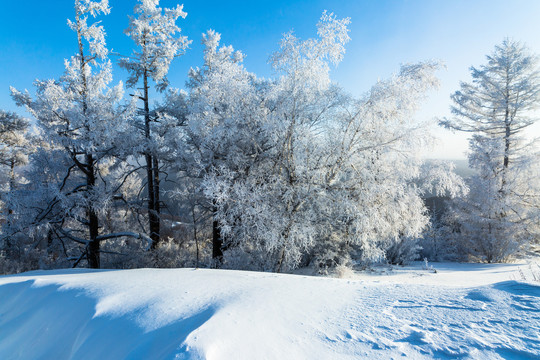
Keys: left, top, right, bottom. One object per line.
{"left": 0, "top": 262, "right": 539, "bottom": 360}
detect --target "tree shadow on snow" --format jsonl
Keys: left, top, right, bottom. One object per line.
{"left": 0, "top": 279, "right": 216, "bottom": 360}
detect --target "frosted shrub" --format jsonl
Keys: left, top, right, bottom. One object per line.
{"left": 221, "top": 246, "right": 276, "bottom": 272}
{"left": 385, "top": 237, "right": 421, "bottom": 265}
{"left": 101, "top": 236, "right": 209, "bottom": 269}
{"left": 418, "top": 217, "right": 462, "bottom": 262}
{"left": 0, "top": 246, "right": 69, "bottom": 275}
{"left": 422, "top": 258, "right": 437, "bottom": 273}
{"left": 333, "top": 263, "right": 355, "bottom": 279}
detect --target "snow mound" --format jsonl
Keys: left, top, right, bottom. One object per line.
{"left": 0, "top": 263, "right": 539, "bottom": 359}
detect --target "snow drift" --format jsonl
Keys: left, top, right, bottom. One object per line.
{"left": 0, "top": 263, "right": 539, "bottom": 359}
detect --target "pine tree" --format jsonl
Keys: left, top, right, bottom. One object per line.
{"left": 119, "top": 0, "right": 190, "bottom": 249}
{"left": 440, "top": 39, "right": 540, "bottom": 262}
{"left": 0, "top": 110, "right": 31, "bottom": 255}
{"left": 11, "top": 0, "right": 149, "bottom": 268}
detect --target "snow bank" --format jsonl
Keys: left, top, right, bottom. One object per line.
{"left": 0, "top": 262, "right": 539, "bottom": 359}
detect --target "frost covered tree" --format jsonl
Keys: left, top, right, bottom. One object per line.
{"left": 119, "top": 0, "right": 190, "bottom": 249}
{"left": 11, "top": 0, "right": 149, "bottom": 269}
{"left": 0, "top": 111, "right": 30, "bottom": 176}
{"left": 192, "top": 13, "right": 463, "bottom": 272}
{"left": 0, "top": 111, "right": 30, "bottom": 196}
{"left": 440, "top": 39, "right": 540, "bottom": 262}
{"left": 0, "top": 110, "right": 31, "bottom": 255}
{"left": 185, "top": 29, "right": 270, "bottom": 262}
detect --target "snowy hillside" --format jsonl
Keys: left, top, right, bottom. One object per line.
{"left": 0, "top": 263, "right": 539, "bottom": 359}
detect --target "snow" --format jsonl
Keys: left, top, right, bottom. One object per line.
{"left": 0, "top": 262, "right": 539, "bottom": 359}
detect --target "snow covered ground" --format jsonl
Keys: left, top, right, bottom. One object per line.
{"left": 0, "top": 262, "right": 539, "bottom": 360}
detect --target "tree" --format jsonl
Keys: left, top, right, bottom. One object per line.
{"left": 119, "top": 0, "right": 190, "bottom": 249}
{"left": 193, "top": 13, "right": 463, "bottom": 272}
{"left": 184, "top": 29, "right": 270, "bottom": 263}
{"left": 0, "top": 110, "right": 31, "bottom": 255}
{"left": 11, "top": 0, "right": 149, "bottom": 269}
{"left": 440, "top": 39, "right": 540, "bottom": 262}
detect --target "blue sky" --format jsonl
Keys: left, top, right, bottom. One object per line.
{"left": 2, "top": 0, "right": 540, "bottom": 159}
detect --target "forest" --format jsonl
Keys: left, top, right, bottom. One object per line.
{"left": 1, "top": 0, "right": 540, "bottom": 274}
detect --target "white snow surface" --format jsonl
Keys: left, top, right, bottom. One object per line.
{"left": 0, "top": 262, "right": 539, "bottom": 359}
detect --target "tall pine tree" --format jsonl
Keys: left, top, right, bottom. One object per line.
{"left": 441, "top": 39, "right": 540, "bottom": 262}
{"left": 120, "top": 0, "right": 190, "bottom": 249}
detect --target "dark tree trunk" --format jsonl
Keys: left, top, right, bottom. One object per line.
{"left": 192, "top": 207, "right": 200, "bottom": 268}
{"left": 151, "top": 156, "right": 161, "bottom": 248}
{"left": 501, "top": 74, "right": 511, "bottom": 194}
{"left": 146, "top": 152, "right": 160, "bottom": 249}
{"left": 143, "top": 69, "right": 160, "bottom": 249}
{"left": 46, "top": 229, "right": 54, "bottom": 253}
{"left": 4, "top": 160, "right": 16, "bottom": 255}
{"left": 212, "top": 205, "right": 223, "bottom": 261}
{"left": 75, "top": 13, "right": 101, "bottom": 268}
{"left": 86, "top": 154, "right": 100, "bottom": 269}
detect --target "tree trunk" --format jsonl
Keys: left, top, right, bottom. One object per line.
{"left": 75, "top": 12, "right": 101, "bottom": 268}
{"left": 47, "top": 229, "right": 54, "bottom": 251}
{"left": 146, "top": 152, "right": 159, "bottom": 248}
{"left": 504, "top": 123, "right": 510, "bottom": 169}
{"left": 86, "top": 154, "right": 100, "bottom": 269}
{"left": 152, "top": 155, "right": 161, "bottom": 248}
{"left": 4, "top": 160, "right": 15, "bottom": 255}
{"left": 212, "top": 205, "right": 223, "bottom": 261}
{"left": 275, "top": 247, "right": 286, "bottom": 273}
{"left": 192, "top": 206, "right": 199, "bottom": 268}
{"left": 143, "top": 69, "right": 160, "bottom": 249}
{"left": 501, "top": 72, "right": 511, "bottom": 193}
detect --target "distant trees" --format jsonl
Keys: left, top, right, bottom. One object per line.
{"left": 441, "top": 39, "right": 540, "bottom": 262}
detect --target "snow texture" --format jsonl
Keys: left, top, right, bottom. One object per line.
{"left": 0, "top": 262, "right": 539, "bottom": 359}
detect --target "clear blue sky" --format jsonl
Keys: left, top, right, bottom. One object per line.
{"left": 2, "top": 0, "right": 540, "bottom": 159}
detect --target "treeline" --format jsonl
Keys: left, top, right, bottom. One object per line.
{"left": 0, "top": 0, "right": 539, "bottom": 274}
